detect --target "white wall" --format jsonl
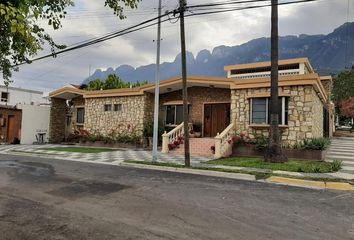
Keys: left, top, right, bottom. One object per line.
{"left": 18, "top": 104, "right": 50, "bottom": 144}
{"left": 0, "top": 85, "right": 48, "bottom": 106}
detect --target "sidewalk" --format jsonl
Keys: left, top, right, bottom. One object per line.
{"left": 0, "top": 144, "right": 211, "bottom": 165}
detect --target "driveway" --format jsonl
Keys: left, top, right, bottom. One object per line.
{"left": 0, "top": 154, "right": 353, "bottom": 240}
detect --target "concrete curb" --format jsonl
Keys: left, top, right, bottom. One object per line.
{"left": 122, "top": 162, "right": 354, "bottom": 191}
{"left": 119, "top": 162, "right": 256, "bottom": 181}
{"left": 266, "top": 176, "right": 354, "bottom": 191}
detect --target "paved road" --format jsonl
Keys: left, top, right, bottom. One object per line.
{"left": 0, "top": 154, "right": 353, "bottom": 240}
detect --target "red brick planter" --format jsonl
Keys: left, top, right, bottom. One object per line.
{"left": 283, "top": 149, "right": 326, "bottom": 161}
{"left": 232, "top": 146, "right": 326, "bottom": 161}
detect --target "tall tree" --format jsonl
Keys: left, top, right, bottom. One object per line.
{"left": 0, "top": 0, "right": 140, "bottom": 83}
{"left": 265, "top": 0, "right": 288, "bottom": 163}
{"left": 333, "top": 70, "right": 354, "bottom": 104}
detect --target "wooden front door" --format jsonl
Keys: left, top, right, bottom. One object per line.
{"left": 204, "top": 103, "right": 230, "bottom": 137}
{"left": 7, "top": 115, "right": 18, "bottom": 143}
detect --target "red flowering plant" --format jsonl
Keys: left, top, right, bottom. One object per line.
{"left": 229, "top": 132, "right": 255, "bottom": 149}
{"left": 168, "top": 143, "right": 176, "bottom": 151}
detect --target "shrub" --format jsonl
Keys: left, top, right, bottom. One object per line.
{"left": 311, "top": 165, "right": 321, "bottom": 173}
{"left": 231, "top": 132, "right": 253, "bottom": 147}
{"left": 331, "top": 160, "right": 342, "bottom": 172}
{"left": 301, "top": 138, "right": 331, "bottom": 150}
{"left": 253, "top": 135, "right": 268, "bottom": 151}
{"left": 143, "top": 121, "right": 153, "bottom": 138}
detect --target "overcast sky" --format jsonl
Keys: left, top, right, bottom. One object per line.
{"left": 2, "top": 0, "right": 352, "bottom": 93}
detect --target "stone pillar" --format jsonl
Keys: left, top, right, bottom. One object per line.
{"left": 49, "top": 98, "right": 67, "bottom": 143}
{"left": 161, "top": 131, "right": 169, "bottom": 153}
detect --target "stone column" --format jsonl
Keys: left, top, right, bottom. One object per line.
{"left": 49, "top": 98, "right": 67, "bottom": 143}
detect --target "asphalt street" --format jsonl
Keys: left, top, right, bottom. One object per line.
{"left": 0, "top": 153, "right": 353, "bottom": 240}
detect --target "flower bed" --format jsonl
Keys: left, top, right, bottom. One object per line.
{"left": 231, "top": 133, "right": 330, "bottom": 161}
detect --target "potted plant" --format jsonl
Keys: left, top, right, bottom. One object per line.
{"left": 189, "top": 129, "right": 196, "bottom": 138}
{"left": 210, "top": 145, "right": 215, "bottom": 154}
{"left": 193, "top": 123, "right": 202, "bottom": 138}
{"left": 143, "top": 121, "right": 153, "bottom": 147}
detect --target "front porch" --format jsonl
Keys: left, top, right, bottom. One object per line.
{"left": 161, "top": 121, "right": 234, "bottom": 159}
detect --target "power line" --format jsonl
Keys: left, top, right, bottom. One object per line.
{"left": 185, "top": 0, "right": 318, "bottom": 17}
{"left": 13, "top": 11, "right": 175, "bottom": 67}
{"left": 12, "top": 0, "right": 321, "bottom": 67}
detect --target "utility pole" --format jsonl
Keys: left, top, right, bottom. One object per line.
{"left": 265, "top": 0, "right": 287, "bottom": 163}
{"left": 152, "top": 0, "right": 163, "bottom": 162}
{"left": 178, "top": 0, "right": 190, "bottom": 167}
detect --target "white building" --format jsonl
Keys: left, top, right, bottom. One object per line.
{"left": 16, "top": 104, "right": 51, "bottom": 144}
{"left": 0, "top": 85, "right": 51, "bottom": 144}
{"left": 0, "top": 85, "right": 49, "bottom": 106}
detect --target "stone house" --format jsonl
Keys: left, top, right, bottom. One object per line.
{"left": 49, "top": 58, "right": 334, "bottom": 157}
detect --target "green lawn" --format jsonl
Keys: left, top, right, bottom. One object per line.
{"left": 39, "top": 147, "right": 118, "bottom": 153}
{"left": 206, "top": 157, "right": 341, "bottom": 173}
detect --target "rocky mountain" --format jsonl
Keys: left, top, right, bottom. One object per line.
{"left": 83, "top": 22, "right": 354, "bottom": 84}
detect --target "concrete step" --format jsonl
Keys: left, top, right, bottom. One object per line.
{"left": 330, "top": 143, "right": 354, "bottom": 148}
{"left": 326, "top": 155, "right": 354, "bottom": 161}
{"left": 327, "top": 147, "right": 354, "bottom": 152}
{"left": 171, "top": 138, "right": 215, "bottom": 158}
{"left": 340, "top": 161, "right": 354, "bottom": 166}
{"left": 326, "top": 152, "right": 354, "bottom": 157}
{"left": 341, "top": 165, "right": 354, "bottom": 171}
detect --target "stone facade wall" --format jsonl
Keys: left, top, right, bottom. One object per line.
{"left": 320, "top": 80, "right": 332, "bottom": 99}
{"left": 49, "top": 98, "right": 67, "bottom": 143}
{"left": 311, "top": 89, "right": 324, "bottom": 138}
{"left": 71, "top": 96, "right": 85, "bottom": 132}
{"left": 84, "top": 94, "right": 146, "bottom": 137}
{"left": 231, "top": 85, "right": 325, "bottom": 146}
{"left": 144, "top": 92, "right": 154, "bottom": 124}
{"left": 159, "top": 86, "right": 231, "bottom": 125}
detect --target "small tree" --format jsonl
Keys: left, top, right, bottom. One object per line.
{"left": 86, "top": 74, "right": 147, "bottom": 90}
{"left": 340, "top": 98, "right": 354, "bottom": 119}
{"left": 333, "top": 71, "right": 354, "bottom": 103}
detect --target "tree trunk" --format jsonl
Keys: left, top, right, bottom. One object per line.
{"left": 264, "top": 0, "right": 288, "bottom": 163}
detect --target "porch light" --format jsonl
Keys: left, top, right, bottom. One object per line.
{"left": 209, "top": 85, "right": 215, "bottom": 88}
{"left": 167, "top": 87, "right": 172, "bottom": 92}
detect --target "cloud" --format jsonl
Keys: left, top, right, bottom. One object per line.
{"left": 5, "top": 0, "right": 351, "bottom": 91}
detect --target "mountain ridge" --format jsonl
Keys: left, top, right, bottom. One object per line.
{"left": 83, "top": 22, "right": 354, "bottom": 84}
